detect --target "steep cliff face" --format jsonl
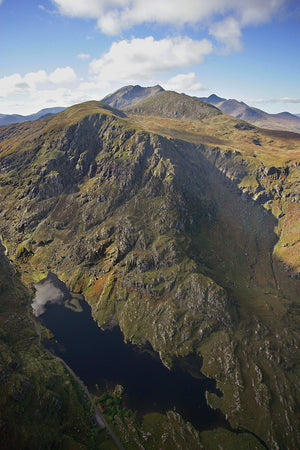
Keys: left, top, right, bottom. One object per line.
{"left": 0, "top": 96, "right": 299, "bottom": 448}
{"left": 0, "top": 104, "right": 234, "bottom": 360}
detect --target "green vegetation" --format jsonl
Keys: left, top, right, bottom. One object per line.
{"left": 16, "top": 240, "right": 33, "bottom": 258}
{"left": 0, "top": 244, "right": 117, "bottom": 448}
{"left": 125, "top": 90, "right": 221, "bottom": 121}
{"left": 94, "top": 385, "right": 264, "bottom": 450}
{"left": 96, "top": 387, "right": 133, "bottom": 423}
{"left": 0, "top": 92, "right": 299, "bottom": 448}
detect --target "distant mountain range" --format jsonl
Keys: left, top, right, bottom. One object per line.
{"left": 198, "top": 94, "right": 300, "bottom": 133}
{"left": 1, "top": 86, "right": 299, "bottom": 134}
{"left": 0, "top": 107, "right": 65, "bottom": 126}
{"left": 101, "top": 86, "right": 300, "bottom": 133}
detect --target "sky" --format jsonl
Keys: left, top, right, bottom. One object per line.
{"left": 0, "top": 0, "right": 299, "bottom": 115}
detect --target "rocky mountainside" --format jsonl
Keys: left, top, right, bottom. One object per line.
{"left": 200, "top": 94, "right": 300, "bottom": 133}
{"left": 0, "top": 241, "right": 115, "bottom": 448}
{"left": 0, "top": 92, "right": 299, "bottom": 449}
{"left": 125, "top": 90, "right": 221, "bottom": 121}
{"left": 101, "top": 84, "right": 164, "bottom": 109}
{"left": 0, "top": 107, "right": 65, "bottom": 126}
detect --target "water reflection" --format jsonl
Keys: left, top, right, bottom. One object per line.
{"left": 32, "top": 279, "right": 64, "bottom": 316}
{"left": 33, "top": 273, "right": 228, "bottom": 432}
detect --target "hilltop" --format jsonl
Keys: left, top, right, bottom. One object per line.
{"left": 102, "top": 84, "right": 163, "bottom": 109}
{"left": 0, "top": 91, "right": 299, "bottom": 449}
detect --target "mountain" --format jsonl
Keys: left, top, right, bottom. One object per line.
{"left": 124, "top": 89, "right": 221, "bottom": 120}
{"left": 0, "top": 240, "right": 113, "bottom": 447}
{"left": 101, "top": 84, "right": 164, "bottom": 109}
{"left": 103, "top": 85, "right": 300, "bottom": 133}
{"left": 199, "top": 94, "right": 226, "bottom": 105}
{"left": 0, "top": 107, "right": 65, "bottom": 126}
{"left": 200, "top": 94, "right": 300, "bottom": 133}
{"left": 0, "top": 92, "right": 299, "bottom": 449}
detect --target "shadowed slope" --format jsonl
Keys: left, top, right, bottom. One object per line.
{"left": 0, "top": 96, "right": 299, "bottom": 449}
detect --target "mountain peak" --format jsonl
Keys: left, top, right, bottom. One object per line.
{"left": 206, "top": 94, "right": 226, "bottom": 104}
{"left": 201, "top": 94, "right": 300, "bottom": 132}
{"left": 125, "top": 89, "right": 222, "bottom": 121}
{"left": 101, "top": 84, "right": 164, "bottom": 109}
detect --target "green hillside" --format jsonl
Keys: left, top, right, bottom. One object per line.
{"left": 0, "top": 92, "right": 299, "bottom": 448}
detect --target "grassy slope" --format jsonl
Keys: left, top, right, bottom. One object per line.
{"left": 0, "top": 97, "right": 299, "bottom": 448}
{"left": 0, "top": 243, "right": 116, "bottom": 449}
{"left": 125, "top": 100, "right": 300, "bottom": 447}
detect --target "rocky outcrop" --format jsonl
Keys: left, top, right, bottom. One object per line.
{"left": 0, "top": 98, "right": 299, "bottom": 449}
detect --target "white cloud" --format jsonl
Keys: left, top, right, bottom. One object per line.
{"left": 0, "top": 74, "right": 24, "bottom": 97}
{"left": 24, "top": 70, "right": 48, "bottom": 86}
{"left": 0, "top": 67, "right": 77, "bottom": 99}
{"left": 89, "top": 36, "right": 213, "bottom": 84}
{"left": 164, "top": 72, "right": 206, "bottom": 94}
{"left": 77, "top": 53, "right": 91, "bottom": 60}
{"left": 0, "top": 67, "right": 86, "bottom": 114}
{"left": 48, "top": 66, "right": 77, "bottom": 83}
{"left": 209, "top": 17, "right": 243, "bottom": 53}
{"left": 52, "top": 0, "right": 286, "bottom": 36}
{"left": 252, "top": 97, "right": 300, "bottom": 104}
{"left": 0, "top": 35, "right": 212, "bottom": 114}
{"left": 239, "top": 0, "right": 284, "bottom": 26}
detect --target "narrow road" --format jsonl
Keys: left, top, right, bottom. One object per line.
{"left": 0, "top": 238, "right": 124, "bottom": 450}
{"left": 45, "top": 349, "right": 124, "bottom": 449}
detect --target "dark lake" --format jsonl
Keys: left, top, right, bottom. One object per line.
{"left": 33, "top": 273, "right": 228, "bottom": 432}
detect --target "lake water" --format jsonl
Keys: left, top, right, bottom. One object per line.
{"left": 33, "top": 273, "right": 228, "bottom": 432}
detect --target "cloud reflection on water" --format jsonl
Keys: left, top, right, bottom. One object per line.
{"left": 32, "top": 280, "right": 64, "bottom": 317}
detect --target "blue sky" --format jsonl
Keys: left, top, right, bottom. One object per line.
{"left": 0, "top": 0, "right": 299, "bottom": 115}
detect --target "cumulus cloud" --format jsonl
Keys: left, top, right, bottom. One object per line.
{"left": 89, "top": 36, "right": 213, "bottom": 84}
{"left": 77, "top": 53, "right": 91, "bottom": 60}
{"left": 0, "top": 35, "right": 213, "bottom": 114}
{"left": 0, "top": 72, "right": 110, "bottom": 115}
{"left": 209, "top": 17, "right": 243, "bottom": 53}
{"left": 24, "top": 70, "right": 48, "bottom": 86}
{"left": 0, "top": 67, "right": 77, "bottom": 99}
{"left": 32, "top": 280, "right": 64, "bottom": 317}
{"left": 52, "top": 0, "right": 286, "bottom": 37}
{"left": 164, "top": 72, "right": 206, "bottom": 93}
{"left": 48, "top": 66, "right": 77, "bottom": 83}
{"left": 0, "top": 74, "right": 25, "bottom": 97}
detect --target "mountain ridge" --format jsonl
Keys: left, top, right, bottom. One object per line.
{"left": 0, "top": 106, "right": 66, "bottom": 126}
{"left": 101, "top": 84, "right": 164, "bottom": 109}
{"left": 199, "top": 94, "right": 300, "bottom": 132}
{"left": 102, "top": 85, "right": 300, "bottom": 133}
{"left": 0, "top": 92, "right": 299, "bottom": 449}
{"left": 124, "top": 89, "right": 222, "bottom": 121}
